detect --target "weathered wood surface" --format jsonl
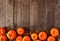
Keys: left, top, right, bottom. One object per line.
{"left": 22, "top": 0, "right": 30, "bottom": 32}
{"left": 55, "top": 0, "right": 60, "bottom": 29}
{"left": 47, "top": 0, "right": 57, "bottom": 30}
{"left": 30, "top": 0, "right": 38, "bottom": 31}
{"left": 0, "top": 0, "right": 6, "bottom": 27}
{"left": 0, "top": 0, "right": 60, "bottom": 32}
{"left": 6, "top": 0, "right": 13, "bottom": 28}
{"left": 37, "top": 0, "right": 47, "bottom": 31}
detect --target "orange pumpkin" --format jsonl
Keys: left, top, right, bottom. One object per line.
{"left": 0, "top": 35, "right": 7, "bottom": 41}
{"left": 36, "top": 39, "right": 41, "bottom": 41}
{"left": 7, "top": 30, "right": 17, "bottom": 40}
{"left": 22, "top": 36, "right": 31, "bottom": 41}
{"left": 50, "top": 28, "right": 59, "bottom": 37}
{"left": 31, "top": 33, "right": 38, "bottom": 40}
{"left": 16, "top": 36, "right": 23, "bottom": 41}
{"left": 47, "top": 36, "right": 55, "bottom": 41}
{"left": 17, "top": 27, "right": 24, "bottom": 35}
{"left": 0, "top": 27, "right": 6, "bottom": 35}
{"left": 39, "top": 32, "right": 47, "bottom": 40}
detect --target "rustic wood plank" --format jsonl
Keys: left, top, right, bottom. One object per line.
{"left": 22, "top": 0, "right": 30, "bottom": 32}
{"left": 47, "top": 0, "right": 56, "bottom": 30}
{"left": 13, "top": 0, "right": 22, "bottom": 28}
{"left": 30, "top": 0, "right": 34, "bottom": 32}
{"left": 2, "top": 0, "right": 6, "bottom": 27}
{"left": 0, "top": 0, "right": 3, "bottom": 27}
{"left": 13, "top": 0, "right": 17, "bottom": 28}
{"left": 6, "top": 0, "right": 13, "bottom": 28}
{"left": 0, "top": 0, "right": 6, "bottom": 27}
{"left": 16, "top": 0, "right": 22, "bottom": 27}
{"left": 55, "top": 0, "right": 60, "bottom": 29}
{"left": 30, "top": 0, "right": 39, "bottom": 32}
{"left": 32, "top": 0, "right": 38, "bottom": 31}
{"left": 37, "top": 0, "right": 47, "bottom": 31}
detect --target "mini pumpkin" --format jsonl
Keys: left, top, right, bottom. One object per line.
{"left": 47, "top": 36, "right": 55, "bottom": 41}
{"left": 0, "top": 35, "right": 7, "bottom": 41}
{"left": 16, "top": 36, "right": 23, "bottom": 41}
{"left": 50, "top": 28, "right": 59, "bottom": 37}
{"left": 36, "top": 39, "right": 41, "bottom": 41}
{"left": 31, "top": 33, "right": 38, "bottom": 40}
{"left": 7, "top": 30, "right": 17, "bottom": 40}
{"left": 22, "top": 36, "right": 31, "bottom": 41}
{"left": 17, "top": 27, "right": 24, "bottom": 35}
{"left": 39, "top": 32, "right": 47, "bottom": 40}
{"left": 0, "top": 27, "right": 6, "bottom": 35}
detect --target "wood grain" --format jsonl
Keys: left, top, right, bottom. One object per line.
{"left": 0, "top": 0, "right": 3, "bottom": 27}
{"left": 30, "top": 0, "right": 38, "bottom": 32}
{"left": 37, "top": 0, "right": 47, "bottom": 31}
{"left": 16, "top": 0, "right": 22, "bottom": 27}
{"left": 13, "top": 0, "right": 17, "bottom": 28}
{"left": 6, "top": 0, "right": 13, "bottom": 28}
{"left": 47, "top": 0, "right": 57, "bottom": 30}
{"left": 55, "top": 0, "right": 60, "bottom": 29}
{"left": 0, "top": 0, "right": 6, "bottom": 27}
{"left": 0, "top": 0, "right": 60, "bottom": 32}
{"left": 22, "top": 0, "right": 30, "bottom": 32}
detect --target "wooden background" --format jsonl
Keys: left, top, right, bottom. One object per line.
{"left": 0, "top": 0, "right": 60, "bottom": 32}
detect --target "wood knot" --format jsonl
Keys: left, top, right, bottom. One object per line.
{"left": 8, "top": 0, "right": 14, "bottom": 5}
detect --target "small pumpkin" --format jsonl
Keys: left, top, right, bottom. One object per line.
{"left": 47, "top": 36, "right": 55, "bottom": 41}
{"left": 0, "top": 35, "right": 7, "bottom": 41}
{"left": 50, "top": 28, "right": 59, "bottom": 37}
{"left": 35, "top": 30, "right": 40, "bottom": 33}
{"left": 36, "top": 39, "right": 41, "bottom": 41}
{"left": 7, "top": 30, "right": 17, "bottom": 40}
{"left": 39, "top": 32, "right": 47, "bottom": 40}
{"left": 17, "top": 27, "right": 24, "bottom": 35}
{"left": 31, "top": 33, "right": 38, "bottom": 40}
{"left": 16, "top": 36, "right": 23, "bottom": 41}
{"left": 22, "top": 36, "right": 31, "bottom": 41}
{"left": 0, "top": 27, "right": 6, "bottom": 35}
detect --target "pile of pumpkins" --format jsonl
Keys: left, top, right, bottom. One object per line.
{"left": 0, "top": 27, "right": 59, "bottom": 41}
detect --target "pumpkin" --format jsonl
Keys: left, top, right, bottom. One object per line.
{"left": 16, "top": 36, "right": 23, "bottom": 41}
{"left": 39, "top": 32, "right": 47, "bottom": 40}
{"left": 36, "top": 39, "right": 41, "bottom": 41}
{"left": 7, "top": 30, "right": 17, "bottom": 40}
{"left": 22, "top": 36, "right": 31, "bottom": 41}
{"left": 47, "top": 36, "right": 55, "bottom": 41}
{"left": 31, "top": 33, "right": 38, "bottom": 40}
{"left": 50, "top": 28, "right": 59, "bottom": 37}
{"left": 0, "top": 27, "right": 6, "bottom": 35}
{"left": 0, "top": 35, "right": 7, "bottom": 41}
{"left": 35, "top": 30, "right": 39, "bottom": 33}
{"left": 17, "top": 27, "right": 24, "bottom": 35}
